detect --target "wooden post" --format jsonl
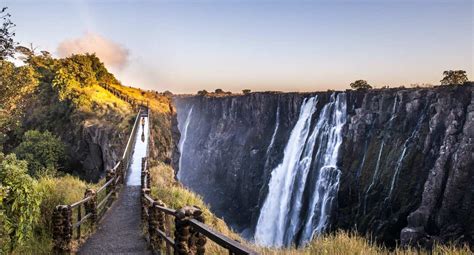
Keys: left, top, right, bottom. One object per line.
{"left": 174, "top": 206, "right": 206, "bottom": 255}
{"left": 106, "top": 169, "right": 116, "bottom": 200}
{"left": 148, "top": 201, "right": 161, "bottom": 251}
{"left": 84, "top": 188, "right": 97, "bottom": 225}
{"left": 141, "top": 188, "right": 150, "bottom": 221}
{"left": 52, "top": 205, "right": 72, "bottom": 253}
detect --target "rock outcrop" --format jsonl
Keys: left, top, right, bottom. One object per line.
{"left": 172, "top": 84, "right": 473, "bottom": 247}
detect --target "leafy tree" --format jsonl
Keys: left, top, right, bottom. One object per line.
{"left": 14, "top": 130, "right": 65, "bottom": 177}
{"left": 0, "top": 7, "right": 16, "bottom": 60}
{"left": 215, "top": 88, "right": 224, "bottom": 94}
{"left": 242, "top": 89, "right": 251, "bottom": 94}
{"left": 440, "top": 70, "right": 468, "bottom": 85}
{"left": 350, "top": 80, "right": 372, "bottom": 90}
{"left": 0, "top": 153, "right": 41, "bottom": 252}
{"left": 0, "top": 60, "right": 38, "bottom": 150}
{"left": 197, "top": 90, "right": 208, "bottom": 96}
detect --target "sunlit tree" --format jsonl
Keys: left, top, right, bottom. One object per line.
{"left": 440, "top": 70, "right": 468, "bottom": 85}
{"left": 0, "top": 7, "right": 16, "bottom": 60}
{"left": 350, "top": 80, "right": 372, "bottom": 90}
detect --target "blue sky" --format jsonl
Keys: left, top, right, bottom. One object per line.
{"left": 5, "top": 0, "right": 473, "bottom": 93}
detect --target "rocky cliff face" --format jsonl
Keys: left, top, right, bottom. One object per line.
{"left": 172, "top": 85, "right": 473, "bottom": 247}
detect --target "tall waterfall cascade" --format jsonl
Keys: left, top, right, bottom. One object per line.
{"left": 177, "top": 106, "right": 193, "bottom": 181}
{"left": 254, "top": 93, "right": 347, "bottom": 247}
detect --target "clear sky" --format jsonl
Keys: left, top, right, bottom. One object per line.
{"left": 5, "top": 0, "right": 473, "bottom": 93}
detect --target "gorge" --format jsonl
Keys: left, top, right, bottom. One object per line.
{"left": 172, "top": 85, "right": 474, "bottom": 248}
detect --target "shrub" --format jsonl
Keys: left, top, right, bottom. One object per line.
{"left": 242, "top": 89, "right": 251, "bottom": 94}
{"left": 440, "top": 70, "right": 468, "bottom": 85}
{"left": 0, "top": 153, "right": 41, "bottom": 252}
{"left": 14, "top": 130, "right": 65, "bottom": 177}
{"left": 350, "top": 80, "right": 372, "bottom": 90}
{"left": 214, "top": 88, "right": 224, "bottom": 94}
{"left": 197, "top": 90, "right": 208, "bottom": 96}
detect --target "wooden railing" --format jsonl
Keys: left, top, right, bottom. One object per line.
{"left": 140, "top": 156, "right": 258, "bottom": 255}
{"left": 52, "top": 108, "right": 145, "bottom": 253}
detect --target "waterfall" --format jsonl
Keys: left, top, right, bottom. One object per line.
{"left": 300, "top": 93, "right": 347, "bottom": 245}
{"left": 265, "top": 105, "right": 280, "bottom": 157}
{"left": 363, "top": 140, "right": 384, "bottom": 215}
{"left": 177, "top": 106, "right": 193, "bottom": 181}
{"left": 254, "top": 97, "right": 318, "bottom": 247}
{"left": 385, "top": 110, "right": 426, "bottom": 202}
{"left": 255, "top": 93, "right": 347, "bottom": 247}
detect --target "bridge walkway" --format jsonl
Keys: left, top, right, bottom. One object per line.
{"left": 78, "top": 115, "right": 151, "bottom": 254}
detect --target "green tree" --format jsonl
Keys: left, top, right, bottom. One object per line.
{"left": 0, "top": 153, "right": 41, "bottom": 252}
{"left": 215, "top": 88, "right": 224, "bottom": 94}
{"left": 0, "top": 60, "right": 38, "bottom": 150}
{"left": 197, "top": 90, "right": 208, "bottom": 96}
{"left": 14, "top": 130, "right": 65, "bottom": 177}
{"left": 350, "top": 80, "right": 372, "bottom": 90}
{"left": 0, "top": 7, "right": 16, "bottom": 60}
{"left": 440, "top": 70, "right": 468, "bottom": 85}
{"left": 242, "top": 89, "right": 251, "bottom": 94}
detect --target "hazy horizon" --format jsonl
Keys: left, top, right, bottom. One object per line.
{"left": 6, "top": 0, "right": 473, "bottom": 93}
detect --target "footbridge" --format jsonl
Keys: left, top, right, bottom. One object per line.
{"left": 51, "top": 87, "right": 257, "bottom": 255}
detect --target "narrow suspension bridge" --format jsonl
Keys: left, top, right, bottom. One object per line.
{"left": 51, "top": 86, "right": 257, "bottom": 255}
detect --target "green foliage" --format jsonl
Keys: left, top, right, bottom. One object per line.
{"left": 14, "top": 130, "right": 65, "bottom": 177}
{"left": 0, "top": 153, "right": 41, "bottom": 252}
{"left": 0, "top": 7, "right": 16, "bottom": 60}
{"left": 242, "top": 89, "right": 251, "bottom": 94}
{"left": 440, "top": 70, "right": 468, "bottom": 85}
{"left": 197, "top": 90, "right": 208, "bottom": 96}
{"left": 215, "top": 88, "right": 224, "bottom": 94}
{"left": 350, "top": 80, "right": 372, "bottom": 90}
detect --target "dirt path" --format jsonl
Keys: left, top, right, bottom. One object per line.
{"left": 78, "top": 186, "right": 151, "bottom": 254}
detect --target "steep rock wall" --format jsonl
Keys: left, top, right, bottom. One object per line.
{"left": 172, "top": 85, "right": 473, "bottom": 247}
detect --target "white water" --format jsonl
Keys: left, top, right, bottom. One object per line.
{"left": 127, "top": 117, "right": 149, "bottom": 186}
{"left": 255, "top": 93, "right": 347, "bottom": 247}
{"left": 265, "top": 105, "right": 280, "bottom": 157}
{"left": 177, "top": 107, "right": 193, "bottom": 181}
{"left": 300, "top": 93, "right": 347, "bottom": 244}
{"left": 254, "top": 97, "right": 318, "bottom": 247}
{"left": 385, "top": 111, "right": 425, "bottom": 201}
{"left": 363, "top": 140, "right": 384, "bottom": 214}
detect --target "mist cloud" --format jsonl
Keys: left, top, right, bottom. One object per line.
{"left": 57, "top": 32, "right": 129, "bottom": 70}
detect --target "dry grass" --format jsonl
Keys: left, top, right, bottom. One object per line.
{"left": 148, "top": 162, "right": 472, "bottom": 255}
{"left": 107, "top": 84, "right": 171, "bottom": 113}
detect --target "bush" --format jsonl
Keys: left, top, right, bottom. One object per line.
{"left": 0, "top": 153, "right": 41, "bottom": 252}
{"left": 197, "top": 90, "right": 208, "bottom": 96}
{"left": 350, "top": 80, "right": 372, "bottom": 90}
{"left": 14, "top": 130, "right": 65, "bottom": 177}
{"left": 214, "top": 88, "right": 224, "bottom": 94}
{"left": 242, "top": 89, "right": 251, "bottom": 94}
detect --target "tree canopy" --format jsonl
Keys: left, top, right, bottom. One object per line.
{"left": 350, "top": 80, "right": 372, "bottom": 90}
{"left": 0, "top": 7, "right": 16, "bottom": 60}
{"left": 14, "top": 130, "right": 65, "bottom": 177}
{"left": 440, "top": 70, "right": 468, "bottom": 85}
{"left": 0, "top": 153, "right": 41, "bottom": 252}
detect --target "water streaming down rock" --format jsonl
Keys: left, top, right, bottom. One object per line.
{"left": 254, "top": 97, "right": 318, "bottom": 247}
{"left": 177, "top": 106, "right": 193, "bottom": 181}
{"left": 255, "top": 93, "right": 347, "bottom": 247}
{"left": 172, "top": 85, "right": 474, "bottom": 248}
{"left": 385, "top": 107, "right": 427, "bottom": 203}
{"left": 300, "top": 93, "right": 347, "bottom": 245}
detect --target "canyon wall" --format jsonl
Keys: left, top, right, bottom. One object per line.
{"left": 172, "top": 85, "right": 473, "bottom": 247}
